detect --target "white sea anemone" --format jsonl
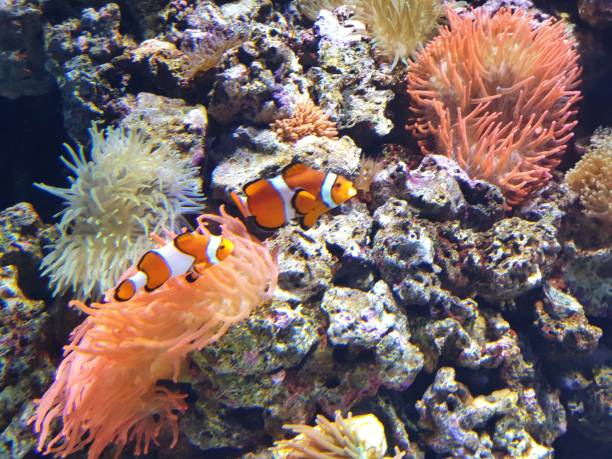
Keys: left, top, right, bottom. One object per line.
{"left": 36, "top": 125, "right": 204, "bottom": 299}
{"left": 353, "top": 0, "right": 444, "bottom": 68}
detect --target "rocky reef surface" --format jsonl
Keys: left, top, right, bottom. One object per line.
{"left": 0, "top": 0, "right": 611, "bottom": 458}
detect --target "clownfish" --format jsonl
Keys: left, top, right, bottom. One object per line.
{"left": 113, "top": 230, "right": 234, "bottom": 302}
{"left": 230, "top": 162, "right": 357, "bottom": 230}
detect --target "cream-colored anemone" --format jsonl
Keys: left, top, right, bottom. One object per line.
{"left": 36, "top": 125, "right": 204, "bottom": 298}
{"left": 352, "top": 0, "right": 444, "bottom": 68}
{"left": 272, "top": 410, "right": 405, "bottom": 458}
{"left": 566, "top": 128, "right": 612, "bottom": 224}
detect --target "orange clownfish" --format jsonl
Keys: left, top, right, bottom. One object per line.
{"left": 230, "top": 162, "right": 357, "bottom": 230}
{"left": 113, "top": 230, "right": 234, "bottom": 302}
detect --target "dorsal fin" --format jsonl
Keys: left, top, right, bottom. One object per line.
{"left": 282, "top": 162, "right": 310, "bottom": 179}
{"left": 243, "top": 178, "right": 269, "bottom": 197}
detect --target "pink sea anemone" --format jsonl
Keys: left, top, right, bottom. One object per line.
{"left": 31, "top": 208, "right": 278, "bottom": 458}
{"left": 407, "top": 7, "right": 581, "bottom": 206}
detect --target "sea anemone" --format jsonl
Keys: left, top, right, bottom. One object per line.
{"left": 272, "top": 410, "right": 404, "bottom": 459}
{"left": 566, "top": 128, "right": 612, "bottom": 224}
{"left": 180, "top": 25, "right": 247, "bottom": 78}
{"left": 407, "top": 7, "right": 581, "bottom": 206}
{"left": 354, "top": 155, "right": 387, "bottom": 203}
{"left": 271, "top": 99, "right": 339, "bottom": 143}
{"left": 353, "top": 0, "right": 444, "bottom": 68}
{"left": 298, "top": 0, "right": 347, "bottom": 21}
{"left": 35, "top": 124, "right": 204, "bottom": 298}
{"left": 31, "top": 208, "right": 278, "bottom": 459}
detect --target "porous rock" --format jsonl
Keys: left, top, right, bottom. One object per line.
{"left": 0, "top": 204, "right": 55, "bottom": 458}
{"left": 0, "top": 0, "right": 53, "bottom": 99}
{"left": 114, "top": 92, "right": 208, "bottom": 162}
{"left": 44, "top": 3, "right": 135, "bottom": 142}
{"left": 321, "top": 281, "right": 424, "bottom": 390}
{"left": 370, "top": 155, "right": 506, "bottom": 228}
{"left": 306, "top": 11, "right": 394, "bottom": 144}
{"left": 371, "top": 198, "right": 476, "bottom": 317}
{"left": 563, "top": 242, "right": 612, "bottom": 318}
{"left": 533, "top": 283, "right": 602, "bottom": 353}
{"left": 192, "top": 298, "right": 319, "bottom": 376}
{"left": 416, "top": 367, "right": 554, "bottom": 458}
{"left": 208, "top": 23, "right": 310, "bottom": 124}
{"left": 468, "top": 216, "right": 561, "bottom": 303}
{"left": 558, "top": 364, "right": 612, "bottom": 441}
{"left": 412, "top": 308, "right": 518, "bottom": 372}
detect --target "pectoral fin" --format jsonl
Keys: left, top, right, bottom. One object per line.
{"left": 230, "top": 191, "right": 250, "bottom": 218}
{"left": 292, "top": 190, "right": 317, "bottom": 215}
{"left": 300, "top": 211, "right": 323, "bottom": 229}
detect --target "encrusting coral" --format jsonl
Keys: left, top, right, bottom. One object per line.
{"left": 566, "top": 128, "right": 612, "bottom": 224}
{"left": 272, "top": 410, "right": 404, "bottom": 459}
{"left": 271, "top": 99, "right": 339, "bottom": 143}
{"left": 407, "top": 7, "right": 581, "bottom": 207}
{"left": 352, "top": 0, "right": 444, "bottom": 68}
{"left": 31, "top": 208, "right": 278, "bottom": 459}
{"left": 35, "top": 125, "right": 204, "bottom": 298}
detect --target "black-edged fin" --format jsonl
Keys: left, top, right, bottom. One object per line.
{"left": 230, "top": 191, "right": 250, "bottom": 219}
{"left": 292, "top": 189, "right": 317, "bottom": 215}
{"left": 172, "top": 232, "right": 191, "bottom": 250}
{"left": 138, "top": 251, "right": 171, "bottom": 291}
{"left": 243, "top": 178, "right": 269, "bottom": 196}
{"left": 282, "top": 162, "right": 310, "bottom": 179}
{"left": 244, "top": 215, "right": 280, "bottom": 237}
{"left": 114, "top": 279, "right": 135, "bottom": 302}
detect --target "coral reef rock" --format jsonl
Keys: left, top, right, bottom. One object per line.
{"left": 534, "top": 283, "right": 602, "bottom": 354}
{"left": 307, "top": 11, "right": 395, "bottom": 145}
{"left": 44, "top": 3, "right": 135, "bottom": 142}
{"left": 115, "top": 92, "right": 208, "bottom": 162}
{"left": 0, "top": 0, "right": 53, "bottom": 99}
{"left": 208, "top": 19, "right": 310, "bottom": 125}
{"left": 417, "top": 367, "right": 554, "bottom": 458}
{"left": 557, "top": 363, "right": 612, "bottom": 441}
{"left": 321, "top": 281, "right": 424, "bottom": 390}
{"left": 563, "top": 242, "right": 612, "bottom": 318}
{"left": 0, "top": 203, "right": 54, "bottom": 459}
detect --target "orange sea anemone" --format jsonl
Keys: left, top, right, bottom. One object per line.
{"left": 271, "top": 99, "right": 339, "bottom": 143}
{"left": 407, "top": 7, "right": 581, "bottom": 206}
{"left": 31, "top": 207, "right": 278, "bottom": 459}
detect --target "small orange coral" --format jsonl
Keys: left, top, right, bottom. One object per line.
{"left": 31, "top": 208, "right": 278, "bottom": 459}
{"left": 271, "top": 99, "right": 339, "bottom": 143}
{"left": 407, "top": 7, "right": 581, "bottom": 206}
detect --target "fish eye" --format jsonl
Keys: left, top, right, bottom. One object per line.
{"left": 334, "top": 183, "right": 341, "bottom": 188}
